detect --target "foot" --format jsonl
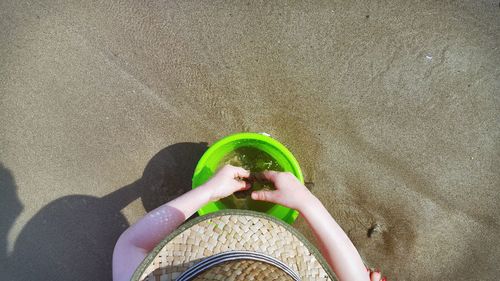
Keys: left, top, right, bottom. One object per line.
{"left": 367, "top": 268, "right": 386, "bottom": 281}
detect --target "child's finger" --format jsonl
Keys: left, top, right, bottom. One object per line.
{"left": 251, "top": 190, "right": 277, "bottom": 203}
{"left": 235, "top": 180, "right": 251, "bottom": 191}
{"left": 261, "top": 171, "right": 280, "bottom": 182}
{"left": 231, "top": 166, "right": 250, "bottom": 179}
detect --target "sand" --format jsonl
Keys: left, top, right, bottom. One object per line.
{"left": 0, "top": 0, "right": 499, "bottom": 280}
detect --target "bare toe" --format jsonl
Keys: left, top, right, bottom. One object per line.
{"left": 370, "top": 270, "right": 381, "bottom": 281}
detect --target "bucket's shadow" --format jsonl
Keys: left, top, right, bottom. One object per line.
{"left": 141, "top": 142, "right": 208, "bottom": 212}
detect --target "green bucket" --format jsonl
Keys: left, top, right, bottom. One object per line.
{"left": 192, "top": 132, "right": 304, "bottom": 224}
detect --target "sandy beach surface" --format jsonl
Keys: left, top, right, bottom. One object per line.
{"left": 1, "top": 0, "right": 499, "bottom": 280}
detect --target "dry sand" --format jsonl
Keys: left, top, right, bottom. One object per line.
{"left": 1, "top": 0, "right": 499, "bottom": 280}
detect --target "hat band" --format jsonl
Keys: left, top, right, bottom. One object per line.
{"left": 176, "top": 250, "right": 301, "bottom": 281}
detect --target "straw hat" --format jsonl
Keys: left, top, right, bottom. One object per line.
{"left": 132, "top": 210, "right": 337, "bottom": 281}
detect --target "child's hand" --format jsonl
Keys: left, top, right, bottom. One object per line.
{"left": 251, "top": 171, "right": 314, "bottom": 211}
{"left": 202, "top": 165, "right": 251, "bottom": 202}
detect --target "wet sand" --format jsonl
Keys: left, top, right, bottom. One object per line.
{"left": 1, "top": 0, "right": 499, "bottom": 280}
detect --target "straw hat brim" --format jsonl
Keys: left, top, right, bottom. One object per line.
{"left": 132, "top": 210, "right": 337, "bottom": 281}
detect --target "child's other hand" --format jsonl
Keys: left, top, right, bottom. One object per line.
{"left": 251, "top": 171, "right": 314, "bottom": 211}
{"left": 202, "top": 165, "right": 251, "bottom": 202}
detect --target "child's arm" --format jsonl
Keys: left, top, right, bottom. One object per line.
{"left": 112, "top": 165, "right": 250, "bottom": 281}
{"left": 252, "top": 171, "right": 370, "bottom": 281}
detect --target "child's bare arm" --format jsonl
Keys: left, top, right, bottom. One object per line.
{"left": 112, "top": 165, "right": 250, "bottom": 281}
{"left": 252, "top": 171, "right": 370, "bottom": 281}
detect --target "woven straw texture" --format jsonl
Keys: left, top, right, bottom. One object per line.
{"left": 193, "top": 260, "right": 295, "bottom": 281}
{"left": 137, "top": 212, "right": 334, "bottom": 281}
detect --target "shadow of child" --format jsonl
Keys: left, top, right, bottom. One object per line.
{"left": 2, "top": 142, "right": 207, "bottom": 280}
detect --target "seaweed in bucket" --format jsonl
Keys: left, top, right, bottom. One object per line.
{"left": 218, "top": 147, "right": 284, "bottom": 211}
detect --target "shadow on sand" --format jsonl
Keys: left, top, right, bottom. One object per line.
{"left": 0, "top": 142, "right": 207, "bottom": 280}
